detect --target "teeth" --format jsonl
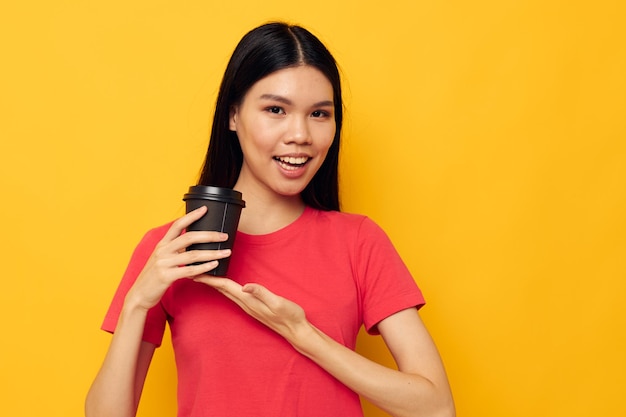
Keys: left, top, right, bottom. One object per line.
{"left": 276, "top": 156, "right": 308, "bottom": 165}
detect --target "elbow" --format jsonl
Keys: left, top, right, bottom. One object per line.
{"left": 406, "top": 384, "right": 456, "bottom": 417}
{"left": 85, "top": 390, "right": 128, "bottom": 417}
{"left": 84, "top": 389, "right": 95, "bottom": 417}
{"left": 394, "top": 396, "right": 455, "bottom": 417}
{"left": 438, "top": 400, "right": 456, "bottom": 417}
{"left": 398, "top": 400, "right": 455, "bottom": 417}
{"left": 408, "top": 399, "right": 454, "bottom": 417}
{"left": 430, "top": 375, "right": 455, "bottom": 417}
{"left": 84, "top": 390, "right": 103, "bottom": 417}
{"left": 431, "top": 389, "right": 456, "bottom": 417}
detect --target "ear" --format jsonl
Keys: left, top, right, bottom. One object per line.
{"left": 229, "top": 105, "right": 238, "bottom": 131}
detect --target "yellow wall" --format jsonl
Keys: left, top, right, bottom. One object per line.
{"left": 1, "top": 1, "right": 625, "bottom": 416}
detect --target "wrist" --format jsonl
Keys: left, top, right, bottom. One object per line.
{"left": 289, "top": 322, "right": 325, "bottom": 357}
{"left": 112, "top": 294, "right": 152, "bottom": 336}
{"left": 122, "top": 290, "right": 153, "bottom": 316}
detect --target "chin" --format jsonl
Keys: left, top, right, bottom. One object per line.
{"left": 273, "top": 184, "right": 308, "bottom": 198}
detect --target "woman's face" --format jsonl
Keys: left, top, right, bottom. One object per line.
{"left": 230, "top": 65, "right": 336, "bottom": 200}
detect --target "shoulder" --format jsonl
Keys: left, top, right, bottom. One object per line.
{"left": 309, "top": 208, "right": 364, "bottom": 232}
{"left": 120, "top": 222, "right": 174, "bottom": 277}
{"left": 142, "top": 222, "right": 172, "bottom": 243}
{"left": 309, "top": 208, "right": 390, "bottom": 241}
{"left": 311, "top": 207, "right": 367, "bottom": 227}
{"left": 132, "top": 222, "right": 173, "bottom": 255}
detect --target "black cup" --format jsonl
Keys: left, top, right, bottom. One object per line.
{"left": 183, "top": 185, "right": 245, "bottom": 276}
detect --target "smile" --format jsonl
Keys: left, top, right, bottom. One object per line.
{"left": 273, "top": 156, "right": 310, "bottom": 170}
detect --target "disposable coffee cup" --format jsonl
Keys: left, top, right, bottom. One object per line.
{"left": 183, "top": 185, "right": 245, "bottom": 276}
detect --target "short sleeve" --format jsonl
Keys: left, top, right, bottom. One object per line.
{"left": 101, "top": 224, "right": 171, "bottom": 347}
{"left": 355, "top": 218, "right": 425, "bottom": 334}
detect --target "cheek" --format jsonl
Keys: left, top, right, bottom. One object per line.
{"left": 314, "top": 133, "right": 335, "bottom": 168}
{"left": 237, "top": 120, "right": 275, "bottom": 153}
{"left": 316, "top": 125, "right": 336, "bottom": 152}
{"left": 310, "top": 119, "right": 335, "bottom": 138}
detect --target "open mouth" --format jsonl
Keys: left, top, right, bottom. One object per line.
{"left": 273, "top": 156, "right": 310, "bottom": 171}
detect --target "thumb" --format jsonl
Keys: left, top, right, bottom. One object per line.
{"left": 242, "top": 283, "right": 266, "bottom": 297}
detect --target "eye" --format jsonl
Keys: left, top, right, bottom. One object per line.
{"left": 266, "top": 106, "right": 285, "bottom": 115}
{"left": 311, "top": 110, "right": 331, "bottom": 118}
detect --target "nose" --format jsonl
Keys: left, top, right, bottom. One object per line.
{"left": 284, "top": 115, "right": 312, "bottom": 145}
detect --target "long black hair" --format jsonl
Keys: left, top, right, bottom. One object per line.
{"left": 198, "top": 22, "right": 342, "bottom": 211}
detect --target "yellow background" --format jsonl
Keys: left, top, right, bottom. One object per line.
{"left": 1, "top": 1, "right": 625, "bottom": 416}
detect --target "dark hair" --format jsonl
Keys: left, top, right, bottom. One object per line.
{"left": 198, "top": 22, "right": 342, "bottom": 211}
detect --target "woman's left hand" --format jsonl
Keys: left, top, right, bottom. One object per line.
{"left": 193, "top": 276, "right": 309, "bottom": 341}
{"left": 195, "top": 276, "right": 455, "bottom": 417}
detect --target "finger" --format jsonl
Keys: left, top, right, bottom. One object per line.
{"left": 195, "top": 276, "right": 260, "bottom": 305}
{"left": 155, "top": 249, "right": 229, "bottom": 270}
{"left": 181, "top": 248, "right": 231, "bottom": 265}
{"left": 168, "top": 230, "right": 228, "bottom": 254}
{"left": 153, "top": 249, "right": 231, "bottom": 277}
{"left": 172, "top": 260, "right": 220, "bottom": 279}
{"left": 194, "top": 276, "right": 242, "bottom": 293}
{"left": 162, "top": 206, "right": 208, "bottom": 242}
{"left": 242, "top": 283, "right": 281, "bottom": 311}
{"left": 242, "top": 283, "right": 269, "bottom": 298}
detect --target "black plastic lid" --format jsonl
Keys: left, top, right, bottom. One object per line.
{"left": 183, "top": 185, "right": 245, "bottom": 207}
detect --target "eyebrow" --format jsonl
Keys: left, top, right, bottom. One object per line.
{"left": 259, "top": 94, "right": 333, "bottom": 108}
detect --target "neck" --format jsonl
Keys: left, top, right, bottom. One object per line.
{"left": 233, "top": 184, "right": 306, "bottom": 235}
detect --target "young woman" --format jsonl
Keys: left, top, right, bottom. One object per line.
{"left": 86, "top": 22, "right": 455, "bottom": 417}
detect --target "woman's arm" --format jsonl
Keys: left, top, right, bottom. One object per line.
{"left": 85, "top": 307, "right": 156, "bottom": 417}
{"left": 85, "top": 207, "right": 232, "bottom": 417}
{"left": 195, "top": 278, "right": 455, "bottom": 417}
{"left": 297, "top": 308, "right": 455, "bottom": 417}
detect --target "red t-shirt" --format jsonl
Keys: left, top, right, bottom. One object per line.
{"left": 103, "top": 207, "right": 425, "bottom": 417}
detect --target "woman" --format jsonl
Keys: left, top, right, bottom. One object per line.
{"left": 86, "top": 22, "right": 455, "bottom": 417}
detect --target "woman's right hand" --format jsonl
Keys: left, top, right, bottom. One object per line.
{"left": 124, "top": 206, "right": 231, "bottom": 311}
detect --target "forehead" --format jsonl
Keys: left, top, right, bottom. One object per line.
{"left": 245, "top": 65, "right": 334, "bottom": 102}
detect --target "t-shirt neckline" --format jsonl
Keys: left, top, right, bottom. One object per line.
{"left": 236, "top": 205, "right": 316, "bottom": 245}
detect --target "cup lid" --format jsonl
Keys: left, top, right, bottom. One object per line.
{"left": 183, "top": 185, "right": 245, "bottom": 207}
